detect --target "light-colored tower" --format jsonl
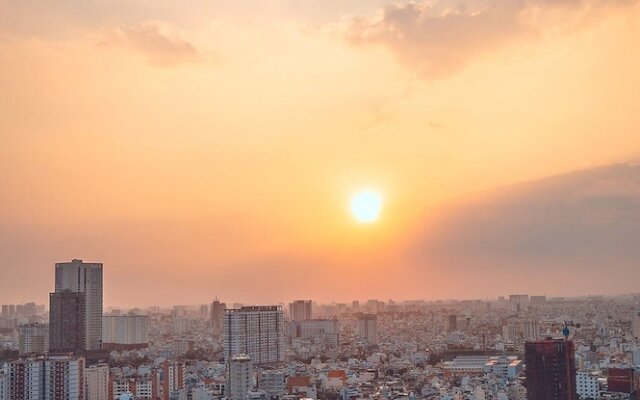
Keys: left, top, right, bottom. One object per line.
{"left": 358, "top": 313, "right": 378, "bottom": 345}
{"left": 227, "top": 355, "right": 252, "bottom": 400}
{"left": 102, "top": 314, "right": 149, "bottom": 351}
{"left": 85, "top": 364, "right": 109, "bottom": 400}
{"left": 18, "top": 323, "right": 49, "bottom": 355}
{"left": 54, "top": 259, "right": 103, "bottom": 351}
{"left": 288, "top": 300, "right": 312, "bottom": 322}
{"left": 224, "top": 306, "right": 284, "bottom": 365}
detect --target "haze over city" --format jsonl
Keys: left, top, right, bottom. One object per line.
{"left": 2, "top": 0, "right": 640, "bottom": 308}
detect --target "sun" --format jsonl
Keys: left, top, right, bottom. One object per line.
{"left": 350, "top": 190, "right": 383, "bottom": 224}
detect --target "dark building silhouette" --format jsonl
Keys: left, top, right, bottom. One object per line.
{"left": 49, "top": 290, "right": 86, "bottom": 353}
{"left": 211, "top": 299, "right": 226, "bottom": 337}
{"left": 607, "top": 368, "right": 639, "bottom": 395}
{"left": 525, "top": 338, "right": 577, "bottom": 400}
{"left": 448, "top": 314, "right": 457, "bottom": 332}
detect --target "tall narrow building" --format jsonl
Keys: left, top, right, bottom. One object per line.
{"left": 49, "top": 291, "right": 86, "bottom": 353}
{"left": 227, "top": 354, "right": 252, "bottom": 400}
{"left": 224, "top": 306, "right": 284, "bottom": 365}
{"left": 53, "top": 259, "right": 103, "bottom": 351}
{"left": 357, "top": 314, "right": 378, "bottom": 345}
{"left": 288, "top": 300, "right": 312, "bottom": 322}
{"left": 525, "top": 338, "right": 577, "bottom": 400}
{"left": 211, "top": 300, "right": 226, "bottom": 337}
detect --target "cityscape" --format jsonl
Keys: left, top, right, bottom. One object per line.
{"left": 1, "top": 259, "right": 640, "bottom": 399}
{"left": 3, "top": 0, "right": 640, "bottom": 400}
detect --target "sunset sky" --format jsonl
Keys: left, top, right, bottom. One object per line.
{"left": 2, "top": 0, "right": 640, "bottom": 307}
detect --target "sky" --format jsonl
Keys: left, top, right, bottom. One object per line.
{"left": 1, "top": 0, "right": 640, "bottom": 308}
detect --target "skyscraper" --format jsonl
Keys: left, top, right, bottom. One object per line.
{"left": 525, "top": 338, "right": 576, "bottom": 400}
{"left": 211, "top": 300, "right": 226, "bottom": 337}
{"left": 49, "top": 291, "right": 86, "bottom": 353}
{"left": 357, "top": 314, "right": 378, "bottom": 345}
{"left": 289, "top": 300, "right": 312, "bottom": 322}
{"left": 227, "top": 354, "right": 252, "bottom": 400}
{"left": 224, "top": 306, "right": 285, "bottom": 365}
{"left": 53, "top": 259, "right": 103, "bottom": 351}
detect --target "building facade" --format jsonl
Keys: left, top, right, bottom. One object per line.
{"left": 357, "top": 314, "right": 378, "bottom": 345}
{"left": 524, "top": 338, "right": 576, "bottom": 400}
{"left": 18, "top": 323, "right": 49, "bottom": 355}
{"left": 54, "top": 259, "right": 104, "bottom": 351}
{"left": 102, "top": 314, "right": 149, "bottom": 351}
{"left": 224, "top": 306, "right": 285, "bottom": 365}
{"left": 49, "top": 291, "right": 86, "bottom": 353}
{"left": 227, "top": 355, "right": 252, "bottom": 400}
{"left": 288, "top": 300, "right": 312, "bottom": 322}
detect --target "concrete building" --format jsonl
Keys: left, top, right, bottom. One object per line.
{"left": 291, "top": 319, "right": 339, "bottom": 347}
{"left": 102, "top": 314, "right": 149, "bottom": 351}
{"left": 3, "top": 354, "right": 85, "bottom": 400}
{"left": 49, "top": 291, "right": 86, "bottom": 353}
{"left": 54, "top": 259, "right": 104, "bottom": 351}
{"left": 525, "top": 339, "right": 576, "bottom": 400}
{"left": 18, "top": 323, "right": 49, "bottom": 355}
{"left": 227, "top": 355, "right": 252, "bottom": 400}
{"left": 257, "top": 370, "right": 285, "bottom": 400}
{"left": 162, "top": 362, "right": 185, "bottom": 400}
{"left": 85, "top": 364, "right": 109, "bottom": 400}
{"left": 289, "top": 300, "right": 312, "bottom": 322}
{"left": 633, "top": 313, "right": 640, "bottom": 340}
{"left": 224, "top": 306, "right": 285, "bottom": 365}
{"left": 448, "top": 315, "right": 458, "bottom": 332}
{"left": 576, "top": 371, "right": 600, "bottom": 399}
{"left": 357, "top": 314, "right": 378, "bottom": 345}
{"left": 210, "top": 300, "right": 226, "bottom": 337}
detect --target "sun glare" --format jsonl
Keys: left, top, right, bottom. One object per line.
{"left": 350, "top": 190, "right": 383, "bottom": 224}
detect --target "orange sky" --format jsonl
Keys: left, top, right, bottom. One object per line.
{"left": 1, "top": 0, "right": 640, "bottom": 307}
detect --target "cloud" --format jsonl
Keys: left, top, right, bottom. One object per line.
{"left": 101, "top": 21, "right": 200, "bottom": 66}
{"left": 408, "top": 163, "right": 640, "bottom": 295}
{"left": 347, "top": 0, "right": 639, "bottom": 78}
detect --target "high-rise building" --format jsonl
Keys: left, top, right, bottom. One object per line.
{"left": 49, "top": 291, "right": 86, "bottom": 353}
{"left": 227, "top": 355, "right": 252, "bottom": 400}
{"left": 633, "top": 313, "right": 640, "bottom": 340}
{"left": 291, "top": 319, "right": 339, "bottom": 347}
{"left": 54, "top": 259, "right": 103, "bottom": 351}
{"left": 224, "top": 306, "right": 285, "bottom": 365}
{"left": 509, "top": 294, "right": 529, "bottom": 313}
{"left": 211, "top": 300, "right": 226, "bottom": 337}
{"left": 85, "top": 364, "right": 109, "bottom": 400}
{"left": 448, "top": 314, "right": 458, "bottom": 332}
{"left": 102, "top": 314, "right": 149, "bottom": 351}
{"left": 288, "top": 300, "right": 312, "bottom": 322}
{"left": 3, "top": 354, "right": 85, "bottom": 400}
{"left": 357, "top": 314, "right": 378, "bottom": 345}
{"left": 161, "top": 362, "right": 185, "bottom": 400}
{"left": 18, "top": 323, "right": 49, "bottom": 355}
{"left": 524, "top": 338, "right": 576, "bottom": 400}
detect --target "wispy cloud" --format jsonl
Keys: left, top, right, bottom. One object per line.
{"left": 346, "top": 0, "right": 639, "bottom": 78}
{"left": 101, "top": 21, "right": 201, "bottom": 66}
